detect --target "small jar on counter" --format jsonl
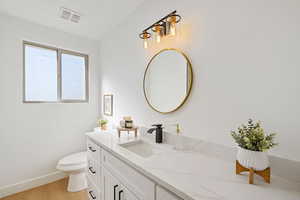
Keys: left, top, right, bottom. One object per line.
{"left": 125, "top": 120, "right": 133, "bottom": 128}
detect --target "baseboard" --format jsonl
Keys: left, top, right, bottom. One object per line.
{"left": 0, "top": 171, "right": 66, "bottom": 198}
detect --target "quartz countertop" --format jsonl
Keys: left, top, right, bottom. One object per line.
{"left": 86, "top": 131, "right": 300, "bottom": 200}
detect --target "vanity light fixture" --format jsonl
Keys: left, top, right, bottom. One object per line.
{"left": 139, "top": 10, "right": 181, "bottom": 48}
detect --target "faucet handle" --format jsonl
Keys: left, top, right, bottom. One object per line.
{"left": 152, "top": 124, "right": 163, "bottom": 128}
{"left": 175, "top": 124, "right": 180, "bottom": 134}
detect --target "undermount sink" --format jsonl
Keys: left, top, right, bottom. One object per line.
{"left": 119, "top": 140, "right": 160, "bottom": 158}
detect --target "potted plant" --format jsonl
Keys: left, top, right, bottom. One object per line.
{"left": 98, "top": 119, "right": 108, "bottom": 130}
{"left": 231, "top": 119, "right": 277, "bottom": 171}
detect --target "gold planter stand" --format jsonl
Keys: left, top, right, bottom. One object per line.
{"left": 236, "top": 160, "right": 271, "bottom": 184}
{"left": 117, "top": 127, "right": 138, "bottom": 138}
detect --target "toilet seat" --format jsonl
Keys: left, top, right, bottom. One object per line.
{"left": 56, "top": 151, "right": 88, "bottom": 192}
{"left": 57, "top": 152, "right": 87, "bottom": 171}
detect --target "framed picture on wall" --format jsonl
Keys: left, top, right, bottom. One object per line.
{"left": 103, "top": 94, "right": 113, "bottom": 116}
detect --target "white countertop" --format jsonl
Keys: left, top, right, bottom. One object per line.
{"left": 86, "top": 131, "right": 300, "bottom": 200}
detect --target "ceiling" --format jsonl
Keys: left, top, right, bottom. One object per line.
{"left": 0, "top": 0, "right": 144, "bottom": 40}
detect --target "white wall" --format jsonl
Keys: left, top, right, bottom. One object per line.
{"left": 100, "top": 0, "right": 300, "bottom": 161}
{"left": 0, "top": 13, "right": 100, "bottom": 189}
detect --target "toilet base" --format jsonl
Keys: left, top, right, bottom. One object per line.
{"left": 67, "top": 172, "right": 87, "bottom": 192}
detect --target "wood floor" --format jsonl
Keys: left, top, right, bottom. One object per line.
{"left": 1, "top": 179, "right": 87, "bottom": 200}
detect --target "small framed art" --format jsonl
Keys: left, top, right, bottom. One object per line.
{"left": 103, "top": 94, "right": 113, "bottom": 116}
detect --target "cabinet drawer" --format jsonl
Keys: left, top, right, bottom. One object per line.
{"left": 87, "top": 139, "right": 101, "bottom": 162}
{"left": 102, "top": 149, "right": 155, "bottom": 200}
{"left": 87, "top": 155, "right": 102, "bottom": 188}
{"left": 87, "top": 177, "right": 101, "bottom": 200}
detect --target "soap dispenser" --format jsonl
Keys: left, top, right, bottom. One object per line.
{"left": 174, "top": 124, "right": 184, "bottom": 150}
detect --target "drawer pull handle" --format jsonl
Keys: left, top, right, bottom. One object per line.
{"left": 118, "top": 190, "right": 124, "bottom": 200}
{"left": 89, "top": 190, "right": 96, "bottom": 199}
{"left": 113, "top": 185, "right": 118, "bottom": 200}
{"left": 88, "top": 167, "right": 96, "bottom": 174}
{"left": 88, "top": 146, "right": 96, "bottom": 152}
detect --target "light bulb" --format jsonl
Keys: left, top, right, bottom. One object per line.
{"left": 170, "top": 22, "right": 176, "bottom": 36}
{"left": 167, "top": 15, "right": 180, "bottom": 36}
{"left": 139, "top": 31, "right": 151, "bottom": 49}
{"left": 143, "top": 39, "right": 148, "bottom": 49}
{"left": 152, "top": 24, "right": 163, "bottom": 43}
{"left": 156, "top": 33, "right": 161, "bottom": 43}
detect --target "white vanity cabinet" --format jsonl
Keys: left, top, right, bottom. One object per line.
{"left": 86, "top": 137, "right": 182, "bottom": 200}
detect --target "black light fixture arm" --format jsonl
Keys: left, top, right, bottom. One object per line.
{"left": 141, "top": 10, "right": 180, "bottom": 33}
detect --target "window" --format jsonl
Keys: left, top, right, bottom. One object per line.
{"left": 23, "top": 41, "right": 88, "bottom": 103}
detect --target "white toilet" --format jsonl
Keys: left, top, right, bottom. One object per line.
{"left": 57, "top": 151, "right": 87, "bottom": 192}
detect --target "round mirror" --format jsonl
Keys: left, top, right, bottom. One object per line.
{"left": 143, "top": 49, "right": 193, "bottom": 114}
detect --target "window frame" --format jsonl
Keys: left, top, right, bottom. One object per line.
{"left": 23, "top": 41, "right": 89, "bottom": 103}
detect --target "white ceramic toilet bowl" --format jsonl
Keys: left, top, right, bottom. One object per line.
{"left": 57, "top": 151, "right": 87, "bottom": 192}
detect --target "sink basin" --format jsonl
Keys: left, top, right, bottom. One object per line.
{"left": 119, "top": 140, "right": 159, "bottom": 158}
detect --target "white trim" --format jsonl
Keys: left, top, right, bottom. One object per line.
{"left": 0, "top": 171, "right": 66, "bottom": 198}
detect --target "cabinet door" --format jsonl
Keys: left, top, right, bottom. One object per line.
{"left": 117, "top": 185, "right": 139, "bottom": 200}
{"left": 103, "top": 168, "right": 140, "bottom": 200}
{"left": 123, "top": 188, "right": 139, "bottom": 200}
{"left": 102, "top": 149, "right": 154, "bottom": 199}
{"left": 103, "top": 168, "right": 120, "bottom": 200}
{"left": 156, "top": 185, "right": 182, "bottom": 200}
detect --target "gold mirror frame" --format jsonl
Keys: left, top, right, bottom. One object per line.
{"left": 143, "top": 48, "right": 193, "bottom": 114}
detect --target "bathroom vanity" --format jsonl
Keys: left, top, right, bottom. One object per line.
{"left": 86, "top": 135, "right": 178, "bottom": 200}
{"left": 86, "top": 131, "right": 300, "bottom": 200}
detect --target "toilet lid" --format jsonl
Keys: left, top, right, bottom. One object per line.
{"left": 58, "top": 152, "right": 87, "bottom": 166}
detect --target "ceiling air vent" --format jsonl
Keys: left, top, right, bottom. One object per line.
{"left": 59, "top": 7, "right": 81, "bottom": 23}
{"left": 70, "top": 13, "right": 80, "bottom": 23}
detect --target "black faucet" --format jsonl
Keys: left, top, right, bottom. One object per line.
{"left": 147, "top": 124, "right": 163, "bottom": 143}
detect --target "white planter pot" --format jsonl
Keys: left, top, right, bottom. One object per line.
{"left": 237, "top": 146, "right": 269, "bottom": 171}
